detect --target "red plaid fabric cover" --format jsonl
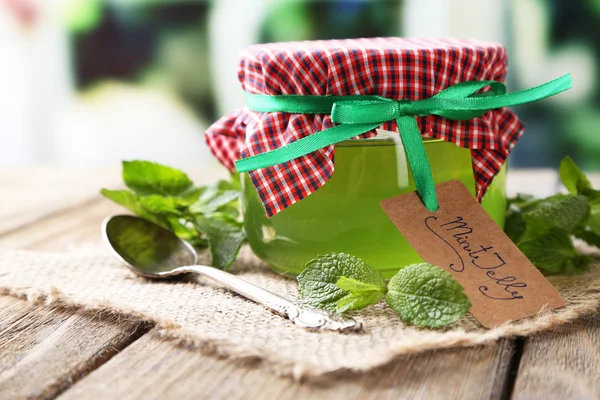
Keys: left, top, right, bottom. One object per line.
{"left": 205, "top": 38, "right": 524, "bottom": 217}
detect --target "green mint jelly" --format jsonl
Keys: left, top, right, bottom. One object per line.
{"left": 241, "top": 139, "right": 507, "bottom": 279}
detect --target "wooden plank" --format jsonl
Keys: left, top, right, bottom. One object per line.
{"left": 58, "top": 329, "right": 515, "bottom": 400}
{"left": 0, "top": 197, "right": 121, "bottom": 251}
{"left": 0, "top": 296, "right": 150, "bottom": 400}
{"left": 512, "top": 316, "right": 600, "bottom": 399}
{"left": 0, "top": 194, "right": 152, "bottom": 399}
{"left": 0, "top": 167, "right": 120, "bottom": 235}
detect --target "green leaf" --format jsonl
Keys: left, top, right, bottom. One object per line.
{"left": 122, "top": 160, "right": 193, "bottom": 196}
{"left": 522, "top": 195, "right": 589, "bottom": 238}
{"left": 333, "top": 276, "right": 386, "bottom": 313}
{"left": 385, "top": 263, "right": 471, "bottom": 328}
{"left": 507, "top": 193, "right": 565, "bottom": 214}
{"left": 138, "top": 195, "right": 185, "bottom": 215}
{"left": 335, "top": 276, "right": 385, "bottom": 293}
{"left": 194, "top": 216, "right": 245, "bottom": 270}
{"left": 507, "top": 193, "right": 536, "bottom": 209}
{"left": 197, "top": 180, "right": 237, "bottom": 203}
{"left": 519, "top": 228, "right": 591, "bottom": 275}
{"left": 505, "top": 207, "right": 526, "bottom": 244}
{"left": 504, "top": 193, "right": 552, "bottom": 243}
{"left": 177, "top": 187, "right": 206, "bottom": 205}
{"left": 166, "top": 215, "right": 205, "bottom": 246}
{"left": 297, "top": 253, "right": 386, "bottom": 312}
{"left": 588, "top": 192, "right": 600, "bottom": 235}
{"left": 560, "top": 156, "right": 593, "bottom": 195}
{"left": 190, "top": 180, "right": 241, "bottom": 221}
{"left": 506, "top": 194, "right": 579, "bottom": 243}
{"left": 336, "top": 290, "right": 385, "bottom": 313}
{"left": 574, "top": 227, "right": 600, "bottom": 248}
{"left": 101, "top": 188, "right": 138, "bottom": 209}
{"left": 100, "top": 189, "right": 170, "bottom": 229}
{"left": 190, "top": 190, "right": 240, "bottom": 214}
{"left": 228, "top": 172, "right": 242, "bottom": 191}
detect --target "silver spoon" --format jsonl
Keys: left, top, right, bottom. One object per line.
{"left": 102, "top": 215, "right": 362, "bottom": 333}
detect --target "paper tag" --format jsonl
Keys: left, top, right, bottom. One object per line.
{"left": 380, "top": 180, "right": 565, "bottom": 328}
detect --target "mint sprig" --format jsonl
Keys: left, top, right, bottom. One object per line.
{"left": 101, "top": 160, "right": 245, "bottom": 270}
{"left": 506, "top": 156, "right": 600, "bottom": 275}
{"left": 297, "top": 254, "right": 470, "bottom": 328}
{"left": 297, "top": 253, "right": 387, "bottom": 313}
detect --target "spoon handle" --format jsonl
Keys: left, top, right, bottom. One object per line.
{"left": 171, "top": 265, "right": 362, "bottom": 333}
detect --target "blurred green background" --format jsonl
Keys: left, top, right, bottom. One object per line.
{"left": 0, "top": 0, "right": 595, "bottom": 170}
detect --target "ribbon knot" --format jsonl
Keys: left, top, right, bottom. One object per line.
{"left": 236, "top": 74, "right": 572, "bottom": 211}
{"left": 331, "top": 98, "right": 425, "bottom": 124}
{"left": 397, "top": 99, "right": 417, "bottom": 116}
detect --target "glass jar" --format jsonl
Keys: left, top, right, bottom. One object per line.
{"left": 204, "top": 38, "right": 522, "bottom": 278}
{"left": 241, "top": 138, "right": 507, "bottom": 279}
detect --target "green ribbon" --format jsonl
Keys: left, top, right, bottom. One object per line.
{"left": 235, "top": 74, "right": 572, "bottom": 211}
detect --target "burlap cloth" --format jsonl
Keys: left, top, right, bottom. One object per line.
{"left": 1, "top": 245, "right": 599, "bottom": 379}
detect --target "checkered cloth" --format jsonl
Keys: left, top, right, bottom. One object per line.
{"left": 205, "top": 38, "right": 524, "bottom": 217}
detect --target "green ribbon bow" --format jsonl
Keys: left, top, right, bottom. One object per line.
{"left": 235, "top": 74, "right": 572, "bottom": 211}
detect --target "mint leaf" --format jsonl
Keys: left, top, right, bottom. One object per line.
{"left": 166, "top": 215, "right": 206, "bottom": 246}
{"left": 333, "top": 276, "right": 386, "bottom": 313}
{"left": 504, "top": 193, "right": 551, "bottom": 244}
{"left": 190, "top": 190, "right": 240, "bottom": 214}
{"left": 179, "top": 187, "right": 205, "bottom": 204}
{"left": 385, "top": 263, "right": 471, "bottom": 328}
{"left": 522, "top": 195, "right": 589, "bottom": 238}
{"left": 588, "top": 192, "right": 600, "bottom": 235}
{"left": 336, "top": 276, "right": 385, "bottom": 293}
{"left": 505, "top": 194, "right": 582, "bottom": 244}
{"left": 122, "top": 160, "right": 193, "bottom": 196}
{"left": 297, "top": 253, "right": 386, "bottom": 312}
{"left": 505, "top": 207, "right": 526, "bottom": 243}
{"left": 100, "top": 188, "right": 138, "bottom": 210}
{"left": 138, "top": 195, "right": 186, "bottom": 215}
{"left": 508, "top": 193, "right": 537, "bottom": 209}
{"left": 560, "top": 156, "right": 593, "bottom": 195}
{"left": 190, "top": 180, "right": 241, "bottom": 221}
{"left": 508, "top": 193, "right": 561, "bottom": 214}
{"left": 100, "top": 189, "right": 170, "bottom": 229}
{"left": 229, "top": 172, "right": 242, "bottom": 191}
{"left": 218, "top": 175, "right": 241, "bottom": 192}
{"left": 574, "top": 227, "right": 600, "bottom": 248}
{"left": 336, "top": 290, "right": 385, "bottom": 313}
{"left": 519, "top": 228, "right": 591, "bottom": 274}
{"left": 194, "top": 216, "right": 245, "bottom": 270}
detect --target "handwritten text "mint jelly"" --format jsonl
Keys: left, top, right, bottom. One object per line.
{"left": 425, "top": 216, "right": 528, "bottom": 301}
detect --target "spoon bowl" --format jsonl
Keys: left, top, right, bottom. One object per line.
{"left": 103, "top": 215, "right": 198, "bottom": 278}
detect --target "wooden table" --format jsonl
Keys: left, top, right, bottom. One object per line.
{"left": 0, "top": 167, "right": 598, "bottom": 400}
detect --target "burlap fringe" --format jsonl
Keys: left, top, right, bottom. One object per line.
{"left": 2, "top": 278, "right": 600, "bottom": 381}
